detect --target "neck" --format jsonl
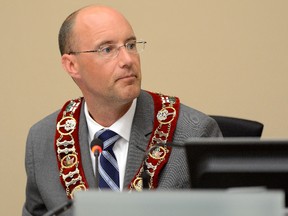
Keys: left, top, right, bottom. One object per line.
{"left": 85, "top": 99, "right": 133, "bottom": 127}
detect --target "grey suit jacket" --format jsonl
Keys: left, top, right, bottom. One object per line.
{"left": 23, "top": 90, "right": 222, "bottom": 216}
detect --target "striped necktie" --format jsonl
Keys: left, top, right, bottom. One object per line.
{"left": 95, "top": 129, "right": 120, "bottom": 190}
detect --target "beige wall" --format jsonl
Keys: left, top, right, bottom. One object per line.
{"left": 1, "top": 0, "right": 288, "bottom": 215}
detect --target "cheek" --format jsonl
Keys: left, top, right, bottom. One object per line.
{"left": 85, "top": 64, "right": 113, "bottom": 87}
{"left": 135, "top": 56, "right": 141, "bottom": 71}
{"left": 80, "top": 59, "right": 102, "bottom": 80}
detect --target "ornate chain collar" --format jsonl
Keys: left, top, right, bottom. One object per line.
{"left": 55, "top": 98, "right": 88, "bottom": 199}
{"left": 55, "top": 92, "right": 180, "bottom": 197}
{"left": 129, "top": 91, "right": 180, "bottom": 191}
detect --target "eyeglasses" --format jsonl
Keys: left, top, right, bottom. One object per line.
{"left": 68, "top": 40, "right": 147, "bottom": 59}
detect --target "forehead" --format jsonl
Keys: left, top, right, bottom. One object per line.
{"left": 73, "top": 7, "right": 135, "bottom": 43}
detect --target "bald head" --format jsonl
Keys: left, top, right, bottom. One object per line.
{"left": 58, "top": 5, "right": 133, "bottom": 55}
{"left": 59, "top": 5, "right": 142, "bottom": 120}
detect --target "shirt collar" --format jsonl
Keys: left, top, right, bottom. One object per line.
{"left": 84, "top": 99, "right": 137, "bottom": 143}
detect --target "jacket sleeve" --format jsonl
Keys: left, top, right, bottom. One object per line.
{"left": 22, "top": 127, "right": 47, "bottom": 216}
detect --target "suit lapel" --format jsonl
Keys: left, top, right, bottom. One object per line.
{"left": 124, "top": 91, "right": 154, "bottom": 188}
{"left": 78, "top": 102, "right": 97, "bottom": 188}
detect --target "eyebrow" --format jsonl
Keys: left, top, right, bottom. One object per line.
{"left": 96, "top": 40, "right": 114, "bottom": 48}
{"left": 125, "top": 36, "right": 137, "bottom": 42}
{"left": 96, "top": 36, "right": 137, "bottom": 48}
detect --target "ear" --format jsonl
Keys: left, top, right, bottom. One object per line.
{"left": 61, "top": 54, "right": 81, "bottom": 79}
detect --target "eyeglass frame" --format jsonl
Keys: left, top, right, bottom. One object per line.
{"left": 67, "top": 40, "right": 147, "bottom": 59}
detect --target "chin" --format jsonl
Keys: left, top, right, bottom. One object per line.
{"left": 121, "top": 86, "right": 141, "bottom": 101}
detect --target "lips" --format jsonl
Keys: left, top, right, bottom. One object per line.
{"left": 117, "top": 74, "right": 137, "bottom": 82}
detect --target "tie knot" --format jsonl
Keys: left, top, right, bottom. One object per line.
{"left": 95, "top": 129, "right": 120, "bottom": 151}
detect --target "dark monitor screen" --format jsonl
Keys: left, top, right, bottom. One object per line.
{"left": 183, "top": 138, "right": 288, "bottom": 206}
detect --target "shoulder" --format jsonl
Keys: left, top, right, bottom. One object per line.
{"left": 26, "top": 109, "right": 62, "bottom": 160}
{"left": 176, "top": 103, "right": 222, "bottom": 140}
{"left": 138, "top": 90, "right": 221, "bottom": 139}
{"left": 179, "top": 103, "right": 212, "bottom": 126}
{"left": 28, "top": 98, "right": 84, "bottom": 135}
{"left": 29, "top": 110, "right": 61, "bottom": 136}
{"left": 138, "top": 90, "right": 216, "bottom": 129}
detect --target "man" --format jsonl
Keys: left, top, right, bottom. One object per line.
{"left": 23, "top": 5, "right": 222, "bottom": 216}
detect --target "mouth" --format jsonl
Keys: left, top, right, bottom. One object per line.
{"left": 116, "top": 74, "right": 137, "bottom": 82}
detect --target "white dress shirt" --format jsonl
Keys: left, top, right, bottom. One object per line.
{"left": 84, "top": 99, "right": 137, "bottom": 191}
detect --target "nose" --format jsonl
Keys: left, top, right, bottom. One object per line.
{"left": 117, "top": 46, "right": 134, "bottom": 67}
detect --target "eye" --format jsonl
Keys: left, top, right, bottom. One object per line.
{"left": 126, "top": 41, "right": 137, "bottom": 50}
{"left": 99, "top": 45, "right": 116, "bottom": 55}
